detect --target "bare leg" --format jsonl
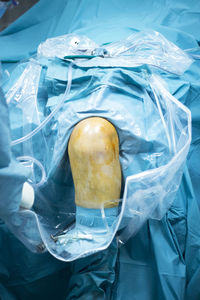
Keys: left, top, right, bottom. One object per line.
{"left": 68, "top": 117, "right": 121, "bottom": 209}
{"left": 55, "top": 117, "right": 121, "bottom": 257}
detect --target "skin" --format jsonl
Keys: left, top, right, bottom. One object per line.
{"left": 68, "top": 117, "right": 121, "bottom": 208}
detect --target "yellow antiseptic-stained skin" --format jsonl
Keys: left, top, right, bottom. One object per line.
{"left": 68, "top": 117, "right": 121, "bottom": 208}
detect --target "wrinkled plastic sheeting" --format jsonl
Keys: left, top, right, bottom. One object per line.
{"left": 104, "top": 31, "right": 192, "bottom": 74}
{"left": 37, "top": 30, "right": 192, "bottom": 75}
{"left": 2, "top": 31, "right": 192, "bottom": 261}
{"left": 118, "top": 75, "right": 191, "bottom": 245}
{"left": 37, "top": 34, "right": 99, "bottom": 59}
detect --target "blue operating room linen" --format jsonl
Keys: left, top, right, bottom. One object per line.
{"left": 0, "top": 1, "right": 200, "bottom": 300}
{"left": 0, "top": 88, "right": 72, "bottom": 299}
{"left": 0, "top": 88, "right": 10, "bottom": 167}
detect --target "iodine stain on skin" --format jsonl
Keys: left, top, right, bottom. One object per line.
{"left": 68, "top": 117, "right": 121, "bottom": 208}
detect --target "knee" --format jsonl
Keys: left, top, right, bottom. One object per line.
{"left": 69, "top": 117, "right": 119, "bottom": 162}
{"left": 68, "top": 117, "right": 121, "bottom": 208}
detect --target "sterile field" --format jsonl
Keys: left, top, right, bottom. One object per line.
{"left": 0, "top": 1, "right": 200, "bottom": 300}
